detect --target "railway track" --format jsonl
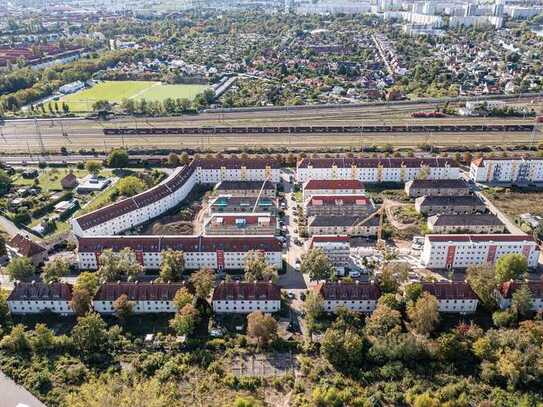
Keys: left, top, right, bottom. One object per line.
{"left": 103, "top": 124, "right": 535, "bottom": 135}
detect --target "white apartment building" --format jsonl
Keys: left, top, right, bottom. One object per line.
{"left": 420, "top": 234, "right": 540, "bottom": 269}
{"left": 497, "top": 280, "right": 543, "bottom": 312}
{"left": 212, "top": 282, "right": 281, "bottom": 314}
{"left": 77, "top": 235, "right": 283, "bottom": 271}
{"left": 296, "top": 157, "right": 459, "bottom": 183}
{"left": 315, "top": 281, "right": 380, "bottom": 313}
{"left": 7, "top": 282, "right": 74, "bottom": 316}
{"left": 310, "top": 235, "right": 351, "bottom": 273}
{"left": 421, "top": 282, "right": 479, "bottom": 313}
{"left": 302, "top": 179, "right": 365, "bottom": 201}
{"left": 72, "top": 157, "right": 280, "bottom": 237}
{"left": 93, "top": 282, "right": 188, "bottom": 314}
{"left": 470, "top": 157, "right": 543, "bottom": 185}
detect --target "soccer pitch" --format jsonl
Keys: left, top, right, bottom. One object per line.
{"left": 60, "top": 81, "right": 209, "bottom": 112}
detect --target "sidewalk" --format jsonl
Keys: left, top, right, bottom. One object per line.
{"left": 0, "top": 371, "right": 46, "bottom": 407}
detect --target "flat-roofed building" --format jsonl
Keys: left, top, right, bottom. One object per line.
{"left": 213, "top": 180, "right": 276, "bottom": 197}
{"left": 427, "top": 214, "right": 505, "bottom": 234}
{"left": 208, "top": 195, "right": 277, "bottom": 215}
{"left": 307, "top": 215, "right": 379, "bottom": 237}
{"left": 303, "top": 179, "right": 365, "bottom": 201}
{"left": 305, "top": 194, "right": 375, "bottom": 217}
{"left": 420, "top": 234, "right": 539, "bottom": 269}
{"left": 420, "top": 281, "right": 478, "bottom": 313}
{"left": 314, "top": 281, "right": 380, "bottom": 313}
{"left": 415, "top": 195, "right": 486, "bottom": 215}
{"left": 204, "top": 213, "right": 276, "bottom": 235}
{"left": 310, "top": 235, "right": 351, "bottom": 272}
{"left": 470, "top": 157, "right": 543, "bottom": 185}
{"left": 405, "top": 179, "right": 469, "bottom": 198}
{"left": 212, "top": 281, "right": 281, "bottom": 314}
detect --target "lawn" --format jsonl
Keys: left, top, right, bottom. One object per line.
{"left": 13, "top": 168, "right": 112, "bottom": 192}
{"left": 484, "top": 188, "right": 543, "bottom": 218}
{"left": 60, "top": 81, "right": 209, "bottom": 112}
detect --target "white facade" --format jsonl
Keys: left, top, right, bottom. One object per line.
{"left": 212, "top": 299, "right": 281, "bottom": 313}
{"left": 420, "top": 234, "right": 539, "bottom": 269}
{"left": 435, "top": 298, "right": 478, "bottom": 313}
{"left": 8, "top": 299, "right": 73, "bottom": 315}
{"left": 296, "top": 158, "right": 459, "bottom": 183}
{"left": 310, "top": 236, "right": 351, "bottom": 270}
{"left": 93, "top": 299, "right": 177, "bottom": 314}
{"left": 469, "top": 157, "right": 543, "bottom": 185}
{"left": 316, "top": 282, "right": 380, "bottom": 313}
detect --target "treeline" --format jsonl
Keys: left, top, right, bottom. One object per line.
{"left": 0, "top": 49, "right": 150, "bottom": 113}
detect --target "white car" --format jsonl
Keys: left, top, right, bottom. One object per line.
{"left": 349, "top": 271, "right": 360, "bottom": 278}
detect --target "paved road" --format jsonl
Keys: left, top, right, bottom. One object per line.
{"left": 0, "top": 215, "right": 22, "bottom": 237}
{"left": 0, "top": 371, "right": 46, "bottom": 407}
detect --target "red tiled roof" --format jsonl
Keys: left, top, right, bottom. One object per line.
{"left": 498, "top": 280, "right": 543, "bottom": 299}
{"left": 7, "top": 282, "right": 72, "bottom": 301}
{"left": 77, "top": 235, "right": 283, "bottom": 253}
{"left": 304, "top": 179, "right": 365, "bottom": 190}
{"left": 7, "top": 234, "right": 47, "bottom": 257}
{"left": 315, "top": 281, "right": 380, "bottom": 301}
{"left": 421, "top": 282, "right": 478, "bottom": 300}
{"left": 307, "top": 195, "right": 370, "bottom": 206}
{"left": 427, "top": 234, "right": 535, "bottom": 243}
{"left": 212, "top": 282, "right": 281, "bottom": 301}
{"left": 298, "top": 157, "right": 458, "bottom": 169}
{"left": 94, "top": 282, "right": 189, "bottom": 301}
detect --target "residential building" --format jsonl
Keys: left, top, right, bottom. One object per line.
{"left": 75, "top": 175, "right": 111, "bottom": 194}
{"left": 404, "top": 179, "right": 469, "bottom": 198}
{"left": 302, "top": 179, "right": 365, "bottom": 201}
{"left": 60, "top": 172, "right": 78, "bottom": 189}
{"left": 93, "top": 282, "right": 188, "bottom": 314}
{"left": 415, "top": 195, "right": 486, "bottom": 215}
{"left": 208, "top": 195, "right": 276, "bottom": 215}
{"left": 314, "top": 281, "right": 380, "bottom": 313}
{"left": 307, "top": 215, "right": 379, "bottom": 237}
{"left": 310, "top": 235, "right": 351, "bottom": 272}
{"left": 212, "top": 281, "right": 281, "bottom": 314}
{"left": 420, "top": 234, "right": 539, "bottom": 269}
{"left": 6, "top": 234, "right": 48, "bottom": 267}
{"left": 427, "top": 214, "right": 505, "bottom": 234}
{"left": 213, "top": 180, "right": 276, "bottom": 197}
{"left": 77, "top": 235, "right": 283, "bottom": 271}
{"left": 421, "top": 282, "right": 479, "bottom": 313}
{"left": 195, "top": 157, "right": 281, "bottom": 184}
{"left": 470, "top": 157, "right": 543, "bottom": 185}
{"left": 58, "top": 80, "right": 84, "bottom": 94}
{"left": 497, "top": 280, "right": 543, "bottom": 311}
{"left": 204, "top": 213, "right": 276, "bottom": 235}
{"left": 296, "top": 157, "right": 459, "bottom": 183}
{"left": 305, "top": 194, "right": 375, "bottom": 217}
{"left": 7, "top": 282, "right": 74, "bottom": 315}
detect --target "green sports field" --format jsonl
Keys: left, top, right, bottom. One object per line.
{"left": 60, "top": 81, "right": 209, "bottom": 112}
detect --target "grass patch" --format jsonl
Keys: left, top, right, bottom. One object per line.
{"left": 483, "top": 188, "right": 543, "bottom": 218}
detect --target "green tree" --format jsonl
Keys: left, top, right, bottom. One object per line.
{"left": 377, "top": 262, "right": 410, "bottom": 293}
{"left": 74, "top": 272, "right": 99, "bottom": 294}
{"left": 247, "top": 311, "right": 277, "bottom": 348}
{"left": 97, "top": 248, "right": 143, "bottom": 283}
{"left": 467, "top": 263, "right": 498, "bottom": 310}
{"left": 92, "top": 100, "right": 112, "bottom": 112}
{"left": 116, "top": 176, "right": 145, "bottom": 197}
{"left": 303, "top": 291, "right": 324, "bottom": 333}
{"left": 160, "top": 249, "right": 185, "bottom": 282}
{"left": 113, "top": 294, "right": 133, "bottom": 321}
{"left": 85, "top": 160, "right": 103, "bottom": 176}
{"left": 511, "top": 283, "right": 533, "bottom": 317}
{"left": 42, "top": 257, "right": 70, "bottom": 284}
{"left": 70, "top": 288, "right": 93, "bottom": 316}
{"left": 492, "top": 309, "right": 518, "bottom": 328}
{"left": 300, "top": 248, "right": 335, "bottom": 281}
{"left": 167, "top": 153, "right": 180, "bottom": 167}
{"left": 407, "top": 292, "right": 439, "bottom": 336}
{"left": 30, "top": 323, "right": 56, "bottom": 353}
{"left": 0, "top": 169, "right": 11, "bottom": 195}
{"left": 404, "top": 282, "right": 423, "bottom": 304}
{"left": 107, "top": 148, "right": 129, "bottom": 168}
{"left": 244, "top": 250, "right": 278, "bottom": 283}
{"left": 71, "top": 312, "right": 108, "bottom": 356}
{"left": 173, "top": 287, "right": 193, "bottom": 311}
{"left": 5, "top": 256, "right": 35, "bottom": 281}
{"left": 321, "top": 328, "right": 367, "bottom": 373}
{"left": 495, "top": 253, "right": 528, "bottom": 283}
{"left": 169, "top": 304, "right": 199, "bottom": 336}
{"left": 190, "top": 268, "right": 214, "bottom": 299}
{"left": 364, "top": 303, "right": 402, "bottom": 337}
{"left": 0, "top": 324, "right": 30, "bottom": 353}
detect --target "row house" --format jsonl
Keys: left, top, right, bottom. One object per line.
{"left": 427, "top": 214, "right": 505, "bottom": 234}
{"left": 404, "top": 179, "right": 470, "bottom": 198}
{"left": 204, "top": 213, "right": 277, "bottom": 235}
{"left": 212, "top": 281, "right": 281, "bottom": 314}
{"left": 420, "top": 282, "right": 479, "bottom": 314}
{"left": 208, "top": 195, "right": 277, "bottom": 216}
{"left": 314, "top": 281, "right": 380, "bottom": 313}
{"left": 6, "top": 234, "right": 48, "bottom": 267}
{"left": 415, "top": 195, "right": 486, "bottom": 215}
{"left": 72, "top": 158, "right": 280, "bottom": 237}
{"left": 307, "top": 215, "right": 379, "bottom": 237}
{"left": 470, "top": 157, "right": 543, "bottom": 185}
{"left": 77, "top": 235, "right": 283, "bottom": 271}
{"left": 310, "top": 235, "right": 351, "bottom": 273}
{"left": 7, "top": 282, "right": 74, "bottom": 316}
{"left": 305, "top": 194, "right": 375, "bottom": 217}
{"left": 93, "top": 282, "right": 189, "bottom": 314}
{"left": 296, "top": 157, "right": 460, "bottom": 183}
{"left": 420, "top": 234, "right": 539, "bottom": 269}
{"left": 213, "top": 180, "right": 276, "bottom": 198}
{"left": 302, "top": 179, "right": 365, "bottom": 201}
{"left": 497, "top": 280, "right": 543, "bottom": 312}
